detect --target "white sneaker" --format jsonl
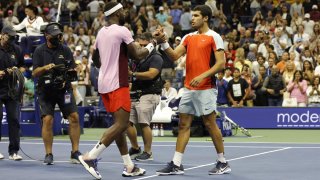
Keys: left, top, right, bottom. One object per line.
{"left": 0, "top": 153, "right": 4, "bottom": 159}
{"left": 9, "top": 153, "right": 22, "bottom": 161}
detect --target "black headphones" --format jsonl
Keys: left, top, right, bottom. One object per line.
{"left": 41, "top": 22, "right": 63, "bottom": 34}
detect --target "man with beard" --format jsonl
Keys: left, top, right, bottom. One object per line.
{"left": 78, "top": 2, "right": 164, "bottom": 179}
{"left": 32, "top": 23, "right": 82, "bottom": 165}
{"left": 0, "top": 26, "right": 24, "bottom": 160}
{"left": 155, "top": 5, "right": 231, "bottom": 176}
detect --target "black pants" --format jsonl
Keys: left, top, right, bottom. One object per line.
{"left": 0, "top": 97, "right": 21, "bottom": 155}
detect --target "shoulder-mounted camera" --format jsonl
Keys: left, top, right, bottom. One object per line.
{"left": 39, "top": 61, "right": 78, "bottom": 90}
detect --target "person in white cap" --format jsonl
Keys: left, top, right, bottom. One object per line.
{"left": 310, "top": 5, "right": 320, "bottom": 22}
{"left": 302, "top": 13, "right": 315, "bottom": 36}
{"left": 156, "top": 6, "right": 168, "bottom": 24}
{"left": 78, "top": 2, "right": 164, "bottom": 179}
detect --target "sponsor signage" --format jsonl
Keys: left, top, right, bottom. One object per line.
{"left": 218, "top": 107, "right": 320, "bottom": 129}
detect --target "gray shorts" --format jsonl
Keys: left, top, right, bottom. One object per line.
{"left": 179, "top": 88, "right": 217, "bottom": 116}
{"left": 130, "top": 94, "right": 160, "bottom": 125}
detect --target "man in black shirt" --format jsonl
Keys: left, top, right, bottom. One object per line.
{"left": 0, "top": 26, "right": 24, "bottom": 160}
{"left": 227, "top": 68, "right": 250, "bottom": 107}
{"left": 32, "top": 23, "right": 81, "bottom": 165}
{"left": 127, "top": 32, "right": 163, "bottom": 161}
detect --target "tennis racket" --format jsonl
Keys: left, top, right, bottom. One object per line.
{"left": 220, "top": 110, "right": 252, "bottom": 137}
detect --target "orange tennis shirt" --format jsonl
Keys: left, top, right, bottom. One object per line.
{"left": 182, "top": 30, "right": 225, "bottom": 90}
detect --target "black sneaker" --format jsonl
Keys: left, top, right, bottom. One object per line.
{"left": 43, "top": 153, "right": 54, "bottom": 165}
{"left": 79, "top": 155, "right": 102, "bottom": 179}
{"left": 122, "top": 164, "right": 146, "bottom": 177}
{"left": 209, "top": 161, "right": 231, "bottom": 175}
{"left": 135, "top": 151, "right": 153, "bottom": 161}
{"left": 129, "top": 147, "right": 141, "bottom": 160}
{"left": 70, "top": 150, "right": 82, "bottom": 164}
{"left": 156, "top": 161, "right": 184, "bottom": 175}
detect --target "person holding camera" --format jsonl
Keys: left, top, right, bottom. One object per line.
{"left": 32, "top": 23, "right": 82, "bottom": 165}
{"left": 127, "top": 32, "right": 163, "bottom": 161}
{"left": 0, "top": 26, "right": 24, "bottom": 161}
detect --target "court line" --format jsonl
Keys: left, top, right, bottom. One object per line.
{"left": 133, "top": 147, "right": 291, "bottom": 180}
{"left": 13, "top": 138, "right": 320, "bottom": 145}
{"left": 1, "top": 142, "right": 320, "bottom": 149}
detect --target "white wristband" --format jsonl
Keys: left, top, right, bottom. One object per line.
{"left": 160, "top": 42, "right": 170, "bottom": 50}
{"left": 145, "top": 43, "right": 155, "bottom": 54}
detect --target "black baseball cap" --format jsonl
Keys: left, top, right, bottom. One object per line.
{"left": 46, "top": 24, "right": 62, "bottom": 36}
{"left": 1, "top": 26, "right": 17, "bottom": 36}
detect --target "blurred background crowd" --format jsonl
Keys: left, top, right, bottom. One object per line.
{"left": 0, "top": 0, "right": 319, "bottom": 107}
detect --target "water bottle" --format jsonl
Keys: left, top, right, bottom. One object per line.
{"left": 160, "top": 124, "right": 164, "bottom": 137}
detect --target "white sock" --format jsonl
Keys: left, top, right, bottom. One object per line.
{"left": 122, "top": 154, "right": 134, "bottom": 168}
{"left": 88, "top": 141, "right": 106, "bottom": 159}
{"left": 217, "top": 153, "right": 226, "bottom": 163}
{"left": 172, "top": 151, "right": 183, "bottom": 166}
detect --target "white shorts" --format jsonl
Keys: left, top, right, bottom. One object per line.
{"left": 178, "top": 88, "right": 217, "bottom": 116}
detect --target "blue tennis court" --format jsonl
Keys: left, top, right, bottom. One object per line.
{"left": 1, "top": 139, "right": 319, "bottom": 180}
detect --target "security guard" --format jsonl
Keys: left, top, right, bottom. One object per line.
{"left": 0, "top": 26, "right": 24, "bottom": 160}
{"left": 32, "top": 23, "right": 82, "bottom": 165}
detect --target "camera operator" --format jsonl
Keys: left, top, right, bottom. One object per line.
{"left": 127, "top": 32, "right": 164, "bottom": 161}
{"left": 0, "top": 26, "right": 24, "bottom": 160}
{"left": 32, "top": 23, "right": 82, "bottom": 165}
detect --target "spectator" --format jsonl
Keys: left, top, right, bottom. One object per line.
{"left": 252, "top": 55, "right": 268, "bottom": 76}
{"left": 253, "top": 66, "right": 268, "bottom": 106}
{"left": 310, "top": 5, "right": 320, "bottom": 22}
{"left": 216, "top": 70, "right": 229, "bottom": 106}
{"left": 77, "top": 56, "right": 90, "bottom": 102}
{"left": 225, "top": 41, "right": 236, "bottom": 70}
{"left": 227, "top": 68, "right": 250, "bottom": 107}
{"left": 286, "top": 70, "right": 308, "bottom": 107}
{"left": 161, "top": 79, "right": 177, "bottom": 100}
{"left": 156, "top": 6, "right": 168, "bottom": 25}
{"left": 75, "top": 27, "right": 90, "bottom": 50}
{"left": 241, "top": 64, "right": 257, "bottom": 106}
{"left": 234, "top": 47, "right": 252, "bottom": 73}
{"left": 258, "top": 33, "right": 271, "bottom": 59}
{"left": 301, "top": 48, "right": 315, "bottom": 66}
{"left": 262, "top": 66, "right": 286, "bottom": 106}
{"left": 276, "top": 51, "right": 290, "bottom": 74}
{"left": 74, "top": 15, "right": 88, "bottom": 34}
{"left": 282, "top": 60, "right": 296, "bottom": 85}
{"left": 223, "top": 67, "right": 233, "bottom": 82}
{"left": 134, "top": 6, "right": 149, "bottom": 33}
{"left": 266, "top": 57, "right": 275, "bottom": 76}
{"left": 290, "top": 0, "right": 303, "bottom": 17}
{"left": 291, "top": 11, "right": 303, "bottom": 32}
{"left": 73, "top": 45, "right": 85, "bottom": 62}
{"left": 163, "top": 16, "right": 174, "bottom": 39}
{"left": 302, "top": 0, "right": 313, "bottom": 14}
{"left": 315, "top": 54, "right": 320, "bottom": 76}
{"left": 302, "top": 13, "right": 315, "bottom": 37}
{"left": 67, "top": 0, "right": 80, "bottom": 21}
{"left": 307, "top": 76, "right": 320, "bottom": 107}
{"left": 3, "top": 10, "right": 19, "bottom": 27}
{"left": 271, "top": 27, "right": 288, "bottom": 58}
{"left": 302, "top": 60, "right": 314, "bottom": 85}
{"left": 87, "top": 0, "right": 100, "bottom": 22}
{"left": 179, "top": 6, "right": 192, "bottom": 37}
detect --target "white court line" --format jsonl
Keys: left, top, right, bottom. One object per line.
{"left": 133, "top": 147, "right": 291, "bottom": 180}
{"left": 1, "top": 142, "right": 320, "bottom": 149}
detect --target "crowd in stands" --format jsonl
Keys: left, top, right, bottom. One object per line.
{"left": 0, "top": 0, "right": 319, "bottom": 108}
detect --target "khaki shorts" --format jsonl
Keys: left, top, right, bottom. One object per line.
{"left": 130, "top": 94, "right": 160, "bottom": 125}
